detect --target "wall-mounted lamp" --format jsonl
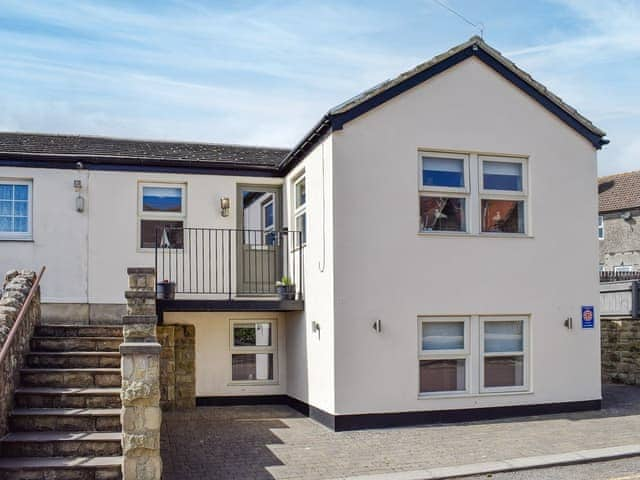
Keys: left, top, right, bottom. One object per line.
{"left": 622, "top": 211, "right": 633, "bottom": 222}
{"left": 372, "top": 319, "right": 382, "bottom": 333}
{"left": 74, "top": 179, "right": 85, "bottom": 213}
{"left": 564, "top": 317, "right": 573, "bottom": 330}
{"left": 220, "top": 197, "right": 230, "bottom": 217}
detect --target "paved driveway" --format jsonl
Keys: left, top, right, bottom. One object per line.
{"left": 161, "top": 385, "right": 640, "bottom": 480}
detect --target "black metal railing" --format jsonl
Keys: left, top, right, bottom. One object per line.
{"left": 601, "top": 271, "right": 640, "bottom": 283}
{"left": 154, "top": 227, "right": 304, "bottom": 300}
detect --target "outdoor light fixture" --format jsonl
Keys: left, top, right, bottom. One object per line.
{"left": 220, "top": 197, "right": 230, "bottom": 217}
{"left": 74, "top": 179, "right": 85, "bottom": 213}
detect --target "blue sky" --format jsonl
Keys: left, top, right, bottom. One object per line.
{"left": 0, "top": 0, "right": 638, "bottom": 175}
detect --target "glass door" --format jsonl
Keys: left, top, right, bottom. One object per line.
{"left": 237, "top": 185, "right": 282, "bottom": 295}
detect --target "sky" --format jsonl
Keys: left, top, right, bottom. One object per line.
{"left": 0, "top": 0, "right": 638, "bottom": 175}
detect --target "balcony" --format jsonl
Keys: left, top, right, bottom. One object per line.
{"left": 154, "top": 227, "right": 304, "bottom": 320}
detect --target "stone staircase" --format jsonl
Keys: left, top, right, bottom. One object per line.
{"left": 0, "top": 324, "right": 123, "bottom": 480}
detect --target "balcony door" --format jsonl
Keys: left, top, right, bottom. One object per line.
{"left": 237, "top": 185, "right": 282, "bottom": 295}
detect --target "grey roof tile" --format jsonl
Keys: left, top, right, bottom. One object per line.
{"left": 599, "top": 170, "right": 640, "bottom": 213}
{"left": 0, "top": 132, "right": 289, "bottom": 169}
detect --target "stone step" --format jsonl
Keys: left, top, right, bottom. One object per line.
{"left": 27, "top": 352, "right": 121, "bottom": 369}
{"left": 0, "top": 432, "right": 122, "bottom": 458}
{"left": 35, "top": 325, "right": 123, "bottom": 338}
{"left": 30, "top": 337, "right": 121, "bottom": 352}
{"left": 0, "top": 456, "right": 122, "bottom": 480}
{"left": 14, "top": 387, "right": 122, "bottom": 409}
{"left": 20, "top": 368, "right": 121, "bottom": 388}
{"left": 9, "top": 408, "right": 121, "bottom": 432}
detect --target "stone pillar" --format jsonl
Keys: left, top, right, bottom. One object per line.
{"left": 121, "top": 268, "right": 162, "bottom": 480}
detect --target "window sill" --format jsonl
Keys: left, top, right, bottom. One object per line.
{"left": 0, "top": 237, "right": 33, "bottom": 242}
{"left": 228, "top": 381, "right": 279, "bottom": 387}
{"left": 417, "top": 232, "right": 534, "bottom": 239}
{"left": 418, "top": 389, "right": 532, "bottom": 400}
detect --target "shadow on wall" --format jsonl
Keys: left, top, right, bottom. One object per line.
{"left": 161, "top": 404, "right": 302, "bottom": 480}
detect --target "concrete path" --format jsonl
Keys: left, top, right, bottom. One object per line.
{"left": 161, "top": 384, "right": 640, "bottom": 480}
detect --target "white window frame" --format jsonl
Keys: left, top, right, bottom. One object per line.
{"left": 138, "top": 182, "right": 186, "bottom": 250}
{"left": 479, "top": 156, "right": 528, "bottom": 236}
{"left": 598, "top": 215, "right": 605, "bottom": 240}
{"left": 292, "top": 173, "right": 307, "bottom": 247}
{"left": 418, "top": 316, "right": 470, "bottom": 396}
{"left": 229, "top": 319, "right": 278, "bottom": 385}
{"left": 261, "top": 196, "right": 275, "bottom": 245}
{"left": 479, "top": 316, "right": 529, "bottom": 394}
{"left": 418, "top": 152, "right": 470, "bottom": 234}
{"left": 0, "top": 179, "right": 33, "bottom": 241}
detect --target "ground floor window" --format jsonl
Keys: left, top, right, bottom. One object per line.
{"left": 419, "top": 315, "right": 529, "bottom": 396}
{"left": 230, "top": 320, "right": 276, "bottom": 382}
{"left": 481, "top": 317, "right": 527, "bottom": 392}
{"left": 0, "top": 179, "right": 32, "bottom": 240}
{"left": 419, "top": 317, "right": 469, "bottom": 394}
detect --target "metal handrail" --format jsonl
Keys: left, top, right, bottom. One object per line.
{"left": 0, "top": 266, "right": 46, "bottom": 366}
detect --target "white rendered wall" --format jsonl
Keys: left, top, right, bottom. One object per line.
{"left": 284, "top": 136, "right": 336, "bottom": 414}
{"left": 86, "top": 171, "right": 282, "bottom": 303}
{"left": 0, "top": 167, "right": 283, "bottom": 304}
{"left": 165, "top": 311, "right": 286, "bottom": 397}
{"left": 0, "top": 167, "right": 89, "bottom": 303}
{"left": 331, "top": 57, "right": 601, "bottom": 414}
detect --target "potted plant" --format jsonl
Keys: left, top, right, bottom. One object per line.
{"left": 156, "top": 279, "right": 176, "bottom": 300}
{"left": 276, "top": 276, "right": 296, "bottom": 300}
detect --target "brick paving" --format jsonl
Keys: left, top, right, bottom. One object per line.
{"left": 161, "top": 384, "right": 640, "bottom": 480}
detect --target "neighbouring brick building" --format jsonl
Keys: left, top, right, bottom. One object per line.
{"left": 599, "top": 170, "right": 640, "bottom": 272}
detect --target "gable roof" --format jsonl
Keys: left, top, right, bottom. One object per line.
{"left": 0, "top": 132, "right": 289, "bottom": 176}
{"left": 0, "top": 37, "right": 608, "bottom": 177}
{"left": 599, "top": 170, "right": 640, "bottom": 213}
{"left": 280, "top": 36, "right": 608, "bottom": 174}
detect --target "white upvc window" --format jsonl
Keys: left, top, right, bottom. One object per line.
{"left": 261, "top": 196, "right": 276, "bottom": 246}
{"left": 418, "top": 317, "right": 470, "bottom": 395}
{"left": 480, "top": 316, "right": 529, "bottom": 393}
{"left": 598, "top": 215, "right": 605, "bottom": 240}
{"left": 479, "top": 156, "right": 528, "bottom": 235}
{"left": 229, "top": 319, "right": 277, "bottom": 384}
{"left": 138, "top": 182, "right": 186, "bottom": 249}
{"left": 0, "top": 179, "right": 33, "bottom": 241}
{"left": 419, "top": 152, "right": 470, "bottom": 233}
{"left": 292, "top": 173, "right": 307, "bottom": 246}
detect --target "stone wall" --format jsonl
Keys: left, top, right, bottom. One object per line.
{"left": 600, "top": 211, "right": 640, "bottom": 271}
{"left": 602, "top": 317, "right": 640, "bottom": 384}
{"left": 157, "top": 324, "right": 195, "bottom": 411}
{"left": 0, "top": 269, "right": 40, "bottom": 438}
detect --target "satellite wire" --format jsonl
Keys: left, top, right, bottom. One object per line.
{"left": 432, "top": 0, "right": 484, "bottom": 38}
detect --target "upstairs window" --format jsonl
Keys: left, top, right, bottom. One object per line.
{"left": 421, "top": 155, "right": 467, "bottom": 190}
{"left": 293, "top": 174, "right": 307, "bottom": 246}
{"left": 261, "top": 197, "right": 276, "bottom": 246}
{"left": 138, "top": 183, "right": 185, "bottom": 249}
{"left": 480, "top": 157, "right": 528, "bottom": 235}
{"left": 0, "top": 180, "right": 32, "bottom": 241}
{"left": 419, "top": 153, "right": 469, "bottom": 233}
{"left": 598, "top": 216, "right": 604, "bottom": 240}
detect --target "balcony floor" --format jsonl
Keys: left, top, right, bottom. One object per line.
{"left": 157, "top": 297, "right": 304, "bottom": 323}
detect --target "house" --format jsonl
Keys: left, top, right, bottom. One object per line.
{"left": 0, "top": 36, "right": 608, "bottom": 430}
{"left": 599, "top": 170, "right": 640, "bottom": 273}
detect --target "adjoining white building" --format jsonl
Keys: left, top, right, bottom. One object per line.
{"left": 0, "top": 37, "right": 608, "bottom": 430}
